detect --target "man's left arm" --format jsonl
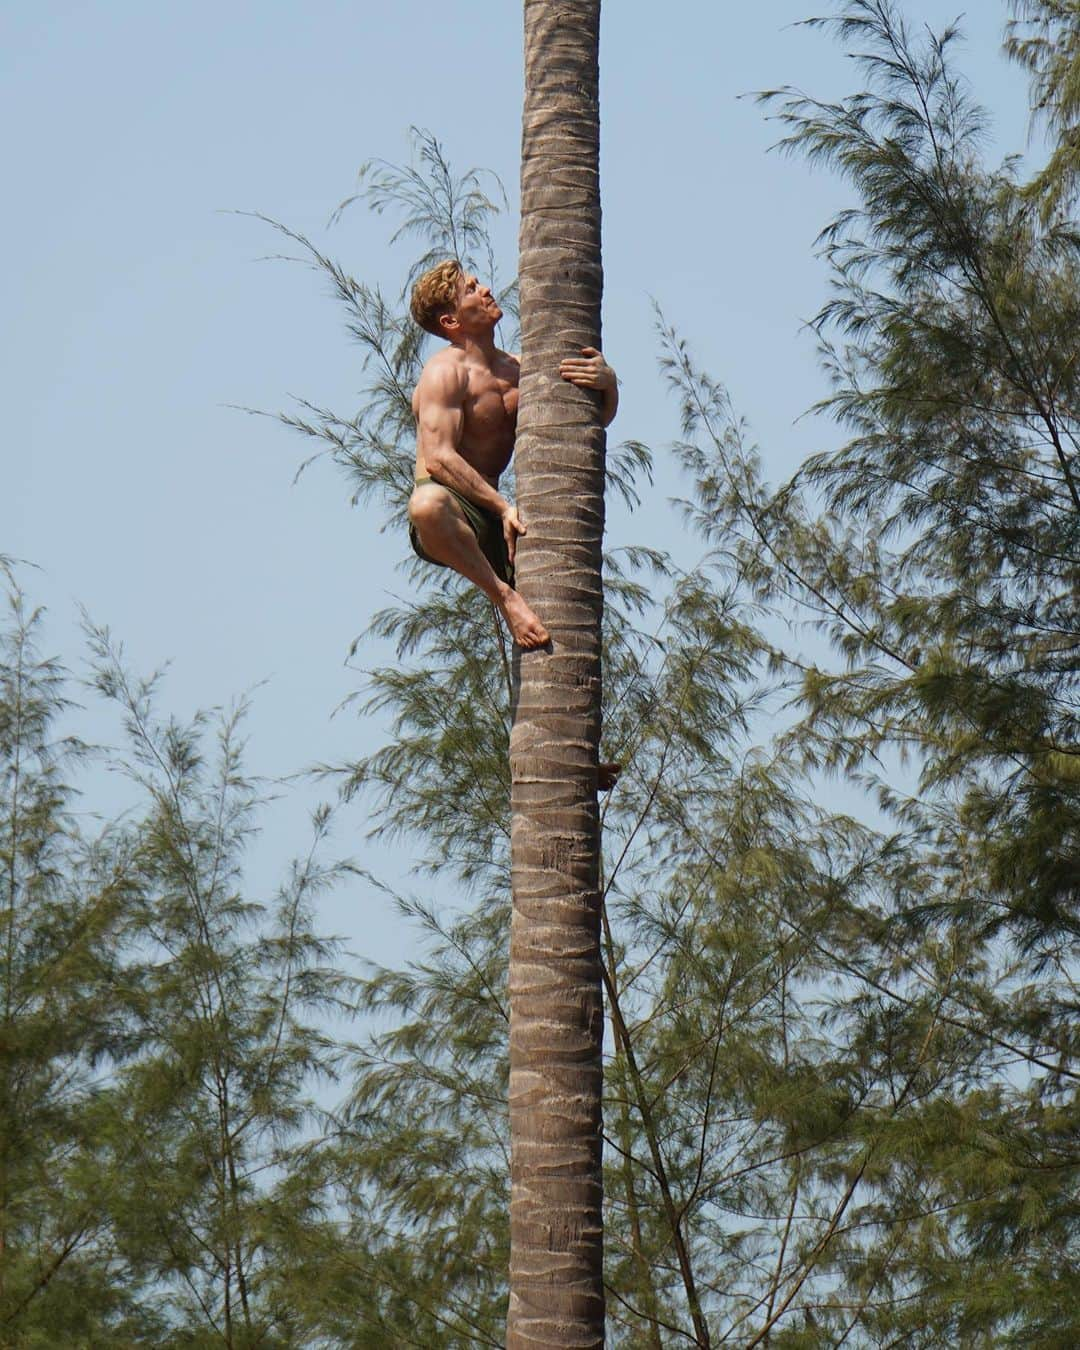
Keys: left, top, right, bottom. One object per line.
{"left": 560, "top": 347, "right": 619, "bottom": 426}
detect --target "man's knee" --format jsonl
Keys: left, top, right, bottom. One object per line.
{"left": 408, "top": 483, "right": 455, "bottom": 525}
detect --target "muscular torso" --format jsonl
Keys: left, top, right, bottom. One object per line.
{"left": 413, "top": 347, "right": 520, "bottom": 484}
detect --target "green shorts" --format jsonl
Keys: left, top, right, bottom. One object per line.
{"left": 409, "top": 477, "right": 514, "bottom": 587}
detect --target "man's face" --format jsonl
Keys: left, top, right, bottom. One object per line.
{"left": 446, "top": 272, "right": 502, "bottom": 335}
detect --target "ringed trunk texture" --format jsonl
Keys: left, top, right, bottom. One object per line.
{"left": 508, "top": 2, "right": 606, "bottom": 1347}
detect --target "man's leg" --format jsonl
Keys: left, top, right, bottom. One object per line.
{"left": 408, "top": 484, "right": 550, "bottom": 649}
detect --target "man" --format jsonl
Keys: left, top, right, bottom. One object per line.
{"left": 407, "top": 259, "right": 618, "bottom": 649}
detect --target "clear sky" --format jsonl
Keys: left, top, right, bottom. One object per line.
{"left": 3, "top": 2, "right": 1033, "bottom": 971}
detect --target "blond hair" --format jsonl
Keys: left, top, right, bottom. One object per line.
{"left": 410, "top": 259, "right": 463, "bottom": 337}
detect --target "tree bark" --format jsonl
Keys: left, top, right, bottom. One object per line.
{"left": 508, "top": 1, "right": 606, "bottom": 1346}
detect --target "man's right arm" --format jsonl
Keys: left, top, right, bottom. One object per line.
{"left": 417, "top": 363, "right": 509, "bottom": 517}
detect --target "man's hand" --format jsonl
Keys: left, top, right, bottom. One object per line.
{"left": 560, "top": 347, "right": 615, "bottom": 391}
{"left": 501, "top": 505, "right": 527, "bottom": 565}
{"left": 560, "top": 347, "right": 619, "bottom": 426}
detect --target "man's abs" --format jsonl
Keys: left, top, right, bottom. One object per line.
{"left": 414, "top": 440, "right": 511, "bottom": 486}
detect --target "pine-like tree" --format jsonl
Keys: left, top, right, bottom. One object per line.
{"left": 717, "top": 2, "right": 1080, "bottom": 1338}
{"left": 0, "top": 581, "right": 160, "bottom": 1344}
{"left": 257, "top": 5, "right": 1080, "bottom": 1338}
{"left": 85, "top": 633, "right": 358, "bottom": 1347}
{"left": 261, "top": 131, "right": 930, "bottom": 1347}
{"left": 1006, "top": 0, "right": 1080, "bottom": 219}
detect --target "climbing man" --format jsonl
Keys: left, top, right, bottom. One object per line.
{"left": 407, "top": 259, "right": 618, "bottom": 649}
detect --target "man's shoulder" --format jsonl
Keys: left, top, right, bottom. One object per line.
{"left": 421, "top": 346, "right": 468, "bottom": 378}
{"left": 415, "top": 349, "right": 467, "bottom": 410}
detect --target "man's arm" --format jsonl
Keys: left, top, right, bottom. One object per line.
{"left": 416, "top": 362, "right": 509, "bottom": 515}
{"left": 560, "top": 347, "right": 619, "bottom": 426}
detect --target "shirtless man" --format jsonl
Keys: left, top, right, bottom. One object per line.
{"left": 407, "top": 259, "right": 618, "bottom": 648}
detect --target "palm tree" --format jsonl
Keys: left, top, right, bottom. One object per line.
{"left": 508, "top": 1, "right": 606, "bottom": 1345}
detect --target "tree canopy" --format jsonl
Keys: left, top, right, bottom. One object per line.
{"left": 3, "top": 3, "right": 1078, "bottom": 1344}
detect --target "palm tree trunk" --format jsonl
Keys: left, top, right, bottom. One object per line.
{"left": 508, "top": 2, "right": 606, "bottom": 1345}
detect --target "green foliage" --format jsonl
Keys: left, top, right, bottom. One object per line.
{"left": 757, "top": 0, "right": 1080, "bottom": 969}
{"left": 740, "top": 3, "right": 1078, "bottom": 1339}
{"left": 0, "top": 581, "right": 365, "bottom": 1346}
{"left": 264, "top": 108, "right": 947, "bottom": 1347}
{"left": 334, "top": 126, "right": 511, "bottom": 298}
{"left": 0, "top": 585, "right": 162, "bottom": 1344}
{"left": 1007, "top": 0, "right": 1080, "bottom": 219}
{"left": 270, "top": 7, "right": 1079, "bottom": 1344}
{"left": 5, "top": 4, "right": 1079, "bottom": 1344}
{"left": 84, "top": 629, "right": 360, "bottom": 1346}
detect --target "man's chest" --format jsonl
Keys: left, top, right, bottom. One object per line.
{"left": 463, "top": 370, "right": 520, "bottom": 439}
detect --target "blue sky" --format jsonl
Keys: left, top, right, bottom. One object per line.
{"left": 3, "top": 2, "right": 1033, "bottom": 970}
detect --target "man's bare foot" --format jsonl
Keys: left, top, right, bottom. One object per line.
{"left": 500, "top": 588, "right": 550, "bottom": 648}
